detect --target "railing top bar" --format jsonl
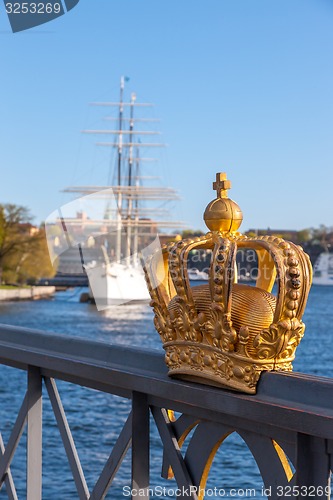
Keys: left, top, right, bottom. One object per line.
{"left": 0, "top": 323, "right": 333, "bottom": 439}
{"left": 0, "top": 323, "right": 166, "bottom": 374}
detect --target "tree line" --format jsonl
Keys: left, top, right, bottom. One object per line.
{"left": 0, "top": 204, "right": 55, "bottom": 286}
{"left": 1, "top": 202, "right": 330, "bottom": 286}
{"left": 182, "top": 227, "right": 332, "bottom": 264}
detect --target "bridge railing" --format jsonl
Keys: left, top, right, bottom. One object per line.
{"left": 0, "top": 324, "right": 332, "bottom": 499}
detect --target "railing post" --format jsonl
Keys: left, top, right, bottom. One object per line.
{"left": 27, "top": 366, "right": 42, "bottom": 500}
{"left": 296, "top": 434, "right": 331, "bottom": 500}
{"left": 132, "top": 392, "right": 150, "bottom": 499}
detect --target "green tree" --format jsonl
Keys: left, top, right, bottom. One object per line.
{"left": 0, "top": 204, "right": 55, "bottom": 285}
{"left": 245, "top": 231, "right": 258, "bottom": 238}
{"left": 297, "top": 229, "right": 311, "bottom": 243}
{"left": 311, "top": 224, "right": 330, "bottom": 251}
{"left": 181, "top": 229, "right": 205, "bottom": 238}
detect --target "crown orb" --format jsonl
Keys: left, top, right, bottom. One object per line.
{"left": 204, "top": 198, "right": 243, "bottom": 232}
{"left": 204, "top": 172, "right": 243, "bottom": 232}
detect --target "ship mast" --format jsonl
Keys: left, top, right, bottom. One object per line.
{"left": 125, "top": 92, "right": 136, "bottom": 265}
{"left": 115, "top": 76, "right": 125, "bottom": 262}
{"left": 133, "top": 145, "right": 140, "bottom": 257}
{"left": 64, "top": 80, "right": 186, "bottom": 261}
{"left": 117, "top": 77, "right": 125, "bottom": 185}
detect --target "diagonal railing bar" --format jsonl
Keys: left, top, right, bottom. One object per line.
{"left": 151, "top": 406, "right": 198, "bottom": 500}
{"left": 0, "top": 393, "right": 28, "bottom": 488}
{"left": 161, "top": 414, "right": 200, "bottom": 480}
{"left": 90, "top": 411, "right": 132, "bottom": 500}
{"left": 0, "top": 433, "right": 18, "bottom": 500}
{"left": 44, "top": 377, "right": 90, "bottom": 500}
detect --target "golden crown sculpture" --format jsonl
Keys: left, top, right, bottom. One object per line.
{"left": 144, "top": 173, "right": 312, "bottom": 393}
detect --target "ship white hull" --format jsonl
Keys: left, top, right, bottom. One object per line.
{"left": 85, "top": 262, "right": 150, "bottom": 308}
{"left": 312, "top": 253, "right": 333, "bottom": 286}
{"left": 312, "top": 276, "right": 333, "bottom": 286}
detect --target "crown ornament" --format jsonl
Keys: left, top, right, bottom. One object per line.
{"left": 144, "top": 173, "right": 312, "bottom": 394}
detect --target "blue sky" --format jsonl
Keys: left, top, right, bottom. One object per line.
{"left": 1, "top": 0, "right": 333, "bottom": 232}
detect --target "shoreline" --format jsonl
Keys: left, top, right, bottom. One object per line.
{"left": 0, "top": 286, "right": 55, "bottom": 301}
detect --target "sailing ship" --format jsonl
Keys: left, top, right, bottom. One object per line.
{"left": 62, "top": 77, "right": 184, "bottom": 307}
{"left": 312, "top": 252, "right": 333, "bottom": 286}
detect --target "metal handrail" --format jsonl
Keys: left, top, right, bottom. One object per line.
{"left": 0, "top": 324, "right": 332, "bottom": 499}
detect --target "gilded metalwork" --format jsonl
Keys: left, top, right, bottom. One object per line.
{"left": 204, "top": 173, "right": 243, "bottom": 232}
{"left": 144, "top": 172, "right": 313, "bottom": 394}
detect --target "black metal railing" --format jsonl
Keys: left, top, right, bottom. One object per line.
{"left": 0, "top": 324, "right": 332, "bottom": 499}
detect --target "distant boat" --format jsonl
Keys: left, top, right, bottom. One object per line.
{"left": 238, "top": 272, "right": 255, "bottom": 283}
{"left": 312, "top": 253, "right": 333, "bottom": 286}
{"left": 188, "top": 268, "right": 209, "bottom": 281}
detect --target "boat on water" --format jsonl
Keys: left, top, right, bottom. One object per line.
{"left": 312, "top": 252, "right": 333, "bottom": 286}
{"left": 188, "top": 268, "right": 209, "bottom": 281}
{"left": 61, "top": 77, "right": 184, "bottom": 307}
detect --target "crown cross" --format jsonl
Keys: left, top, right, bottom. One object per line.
{"left": 213, "top": 172, "right": 231, "bottom": 198}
